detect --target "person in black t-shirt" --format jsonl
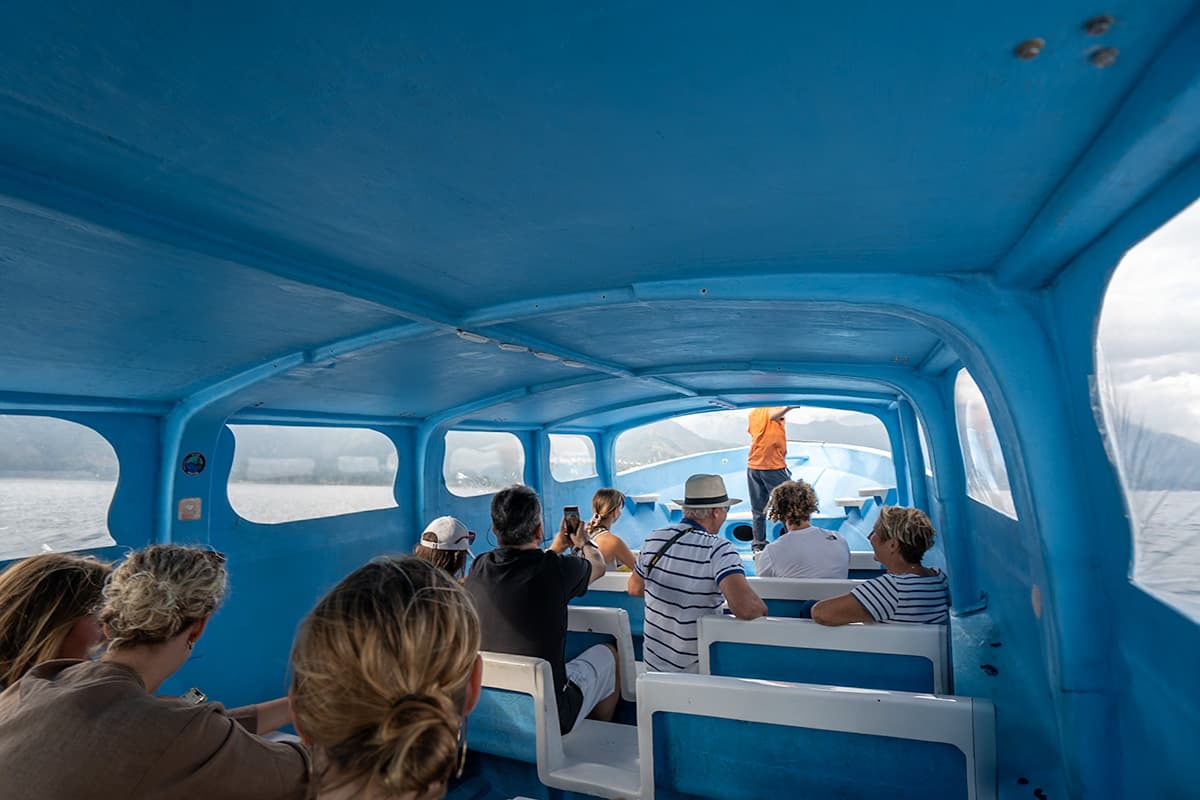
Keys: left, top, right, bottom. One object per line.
{"left": 465, "top": 485, "right": 618, "bottom": 735}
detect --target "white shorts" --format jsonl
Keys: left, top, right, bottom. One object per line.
{"left": 564, "top": 643, "right": 617, "bottom": 729}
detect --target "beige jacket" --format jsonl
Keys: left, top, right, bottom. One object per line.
{"left": 0, "top": 659, "right": 310, "bottom": 799}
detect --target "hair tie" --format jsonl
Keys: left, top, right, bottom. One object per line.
{"left": 390, "top": 692, "right": 436, "bottom": 711}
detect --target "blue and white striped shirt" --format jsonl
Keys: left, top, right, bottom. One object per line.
{"left": 635, "top": 521, "right": 744, "bottom": 672}
{"left": 851, "top": 570, "right": 950, "bottom": 623}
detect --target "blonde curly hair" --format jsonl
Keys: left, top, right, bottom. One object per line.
{"left": 766, "top": 480, "right": 820, "bottom": 529}
{"left": 290, "top": 556, "right": 481, "bottom": 798}
{"left": 0, "top": 554, "right": 111, "bottom": 689}
{"left": 101, "top": 546, "right": 228, "bottom": 651}
{"left": 872, "top": 506, "right": 937, "bottom": 565}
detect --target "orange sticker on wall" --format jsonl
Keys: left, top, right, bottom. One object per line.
{"left": 178, "top": 497, "right": 202, "bottom": 521}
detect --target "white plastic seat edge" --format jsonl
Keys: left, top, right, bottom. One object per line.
{"left": 584, "top": 572, "right": 637, "bottom": 593}
{"left": 567, "top": 605, "right": 639, "bottom": 701}
{"left": 849, "top": 551, "right": 883, "bottom": 570}
{"left": 747, "top": 576, "right": 863, "bottom": 601}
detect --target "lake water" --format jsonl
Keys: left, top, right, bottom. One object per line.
{"left": 2, "top": 478, "right": 1197, "bottom": 618}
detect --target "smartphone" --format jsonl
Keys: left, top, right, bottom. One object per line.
{"left": 181, "top": 687, "right": 207, "bottom": 705}
{"left": 562, "top": 505, "right": 581, "bottom": 536}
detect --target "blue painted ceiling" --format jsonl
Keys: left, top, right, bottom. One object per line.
{"left": 0, "top": 2, "right": 1197, "bottom": 429}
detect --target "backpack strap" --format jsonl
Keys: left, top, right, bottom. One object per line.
{"left": 644, "top": 524, "right": 697, "bottom": 576}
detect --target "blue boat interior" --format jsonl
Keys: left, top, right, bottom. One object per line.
{"left": 1, "top": 2, "right": 1199, "bottom": 798}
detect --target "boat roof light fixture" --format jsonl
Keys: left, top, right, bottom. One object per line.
{"left": 561, "top": 360, "right": 588, "bottom": 369}
{"left": 1013, "top": 37, "right": 1045, "bottom": 60}
{"left": 497, "top": 343, "right": 530, "bottom": 353}
{"left": 1083, "top": 14, "right": 1114, "bottom": 35}
{"left": 456, "top": 329, "right": 491, "bottom": 344}
{"left": 1090, "top": 47, "right": 1119, "bottom": 68}
{"left": 532, "top": 351, "right": 560, "bottom": 362}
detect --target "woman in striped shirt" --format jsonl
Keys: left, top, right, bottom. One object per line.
{"left": 811, "top": 506, "right": 949, "bottom": 625}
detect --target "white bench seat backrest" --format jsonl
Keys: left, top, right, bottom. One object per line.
{"left": 637, "top": 672, "right": 995, "bottom": 800}
{"left": 698, "top": 615, "right": 949, "bottom": 693}
{"left": 471, "top": 653, "right": 563, "bottom": 774}
{"left": 471, "top": 652, "right": 640, "bottom": 800}
{"left": 566, "top": 606, "right": 639, "bottom": 701}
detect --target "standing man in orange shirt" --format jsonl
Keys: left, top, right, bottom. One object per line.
{"left": 747, "top": 406, "right": 796, "bottom": 553}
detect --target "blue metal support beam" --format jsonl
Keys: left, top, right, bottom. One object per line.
{"left": 0, "top": 391, "right": 170, "bottom": 416}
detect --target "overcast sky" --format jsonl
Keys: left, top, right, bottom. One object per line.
{"left": 1098, "top": 199, "right": 1200, "bottom": 444}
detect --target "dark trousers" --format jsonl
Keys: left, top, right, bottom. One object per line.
{"left": 747, "top": 467, "right": 791, "bottom": 545}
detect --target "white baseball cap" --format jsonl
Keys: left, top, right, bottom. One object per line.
{"left": 421, "top": 516, "right": 476, "bottom": 551}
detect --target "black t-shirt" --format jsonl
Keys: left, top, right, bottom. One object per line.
{"left": 465, "top": 547, "right": 592, "bottom": 733}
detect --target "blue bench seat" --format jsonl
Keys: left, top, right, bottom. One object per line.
{"left": 636, "top": 672, "right": 994, "bottom": 800}
{"left": 697, "top": 615, "right": 949, "bottom": 693}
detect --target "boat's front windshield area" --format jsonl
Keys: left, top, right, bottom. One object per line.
{"left": 614, "top": 407, "right": 895, "bottom": 520}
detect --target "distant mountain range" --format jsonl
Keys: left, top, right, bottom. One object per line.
{"left": 0, "top": 415, "right": 120, "bottom": 479}
{"left": 1108, "top": 423, "right": 1200, "bottom": 491}
{"left": 615, "top": 417, "right": 892, "bottom": 471}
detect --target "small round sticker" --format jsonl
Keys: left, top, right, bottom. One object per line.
{"left": 181, "top": 452, "right": 207, "bottom": 476}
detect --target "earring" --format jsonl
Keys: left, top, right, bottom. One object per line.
{"left": 455, "top": 719, "right": 468, "bottom": 778}
{"left": 186, "top": 639, "right": 195, "bottom": 651}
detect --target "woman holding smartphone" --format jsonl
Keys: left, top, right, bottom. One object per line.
{"left": 549, "top": 489, "right": 637, "bottom": 572}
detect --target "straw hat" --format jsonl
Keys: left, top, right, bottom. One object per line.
{"left": 673, "top": 474, "right": 742, "bottom": 508}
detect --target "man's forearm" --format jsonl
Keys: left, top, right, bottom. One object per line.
{"left": 580, "top": 542, "right": 606, "bottom": 581}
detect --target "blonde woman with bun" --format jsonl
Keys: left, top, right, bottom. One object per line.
{"left": 290, "top": 555, "right": 482, "bottom": 800}
{"left": 550, "top": 488, "right": 636, "bottom": 572}
{"left": 0, "top": 545, "right": 309, "bottom": 799}
{"left": 812, "top": 506, "right": 950, "bottom": 626}
{"left": 0, "top": 553, "right": 112, "bottom": 690}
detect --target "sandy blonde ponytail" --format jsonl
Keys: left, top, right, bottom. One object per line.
{"left": 585, "top": 488, "right": 625, "bottom": 537}
{"left": 291, "top": 556, "right": 480, "bottom": 798}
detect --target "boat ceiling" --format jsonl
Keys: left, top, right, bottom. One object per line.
{"left": 1, "top": 2, "right": 1198, "bottom": 430}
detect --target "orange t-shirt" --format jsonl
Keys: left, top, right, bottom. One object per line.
{"left": 747, "top": 407, "right": 788, "bottom": 470}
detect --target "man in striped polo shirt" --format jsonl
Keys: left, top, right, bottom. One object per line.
{"left": 629, "top": 474, "right": 766, "bottom": 672}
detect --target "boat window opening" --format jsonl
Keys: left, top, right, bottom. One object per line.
{"left": 0, "top": 415, "right": 119, "bottom": 560}
{"left": 443, "top": 431, "right": 526, "bottom": 498}
{"left": 953, "top": 370, "right": 1017, "bottom": 519}
{"left": 1096, "top": 197, "right": 1200, "bottom": 617}
{"left": 917, "top": 418, "right": 934, "bottom": 477}
{"left": 615, "top": 407, "right": 893, "bottom": 477}
{"left": 227, "top": 425, "right": 399, "bottom": 524}
{"left": 548, "top": 434, "right": 598, "bottom": 483}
